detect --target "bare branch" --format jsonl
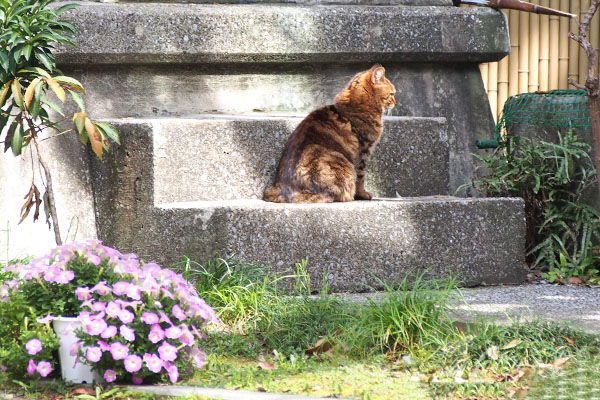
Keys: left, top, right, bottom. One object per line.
{"left": 568, "top": 77, "right": 586, "bottom": 90}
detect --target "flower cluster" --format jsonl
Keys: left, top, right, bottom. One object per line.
{"left": 1, "top": 240, "right": 218, "bottom": 383}
{"left": 25, "top": 338, "right": 52, "bottom": 378}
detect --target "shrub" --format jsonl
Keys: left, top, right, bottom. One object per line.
{"left": 462, "top": 130, "right": 600, "bottom": 281}
{"left": 0, "top": 241, "right": 218, "bottom": 383}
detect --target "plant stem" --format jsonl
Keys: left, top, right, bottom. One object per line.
{"left": 29, "top": 126, "right": 62, "bottom": 246}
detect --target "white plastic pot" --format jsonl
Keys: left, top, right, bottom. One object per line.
{"left": 52, "top": 316, "right": 103, "bottom": 384}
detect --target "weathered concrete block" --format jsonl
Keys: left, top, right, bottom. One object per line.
{"left": 147, "top": 116, "right": 448, "bottom": 202}
{"left": 90, "top": 120, "right": 526, "bottom": 290}
{"left": 55, "top": 3, "right": 509, "bottom": 64}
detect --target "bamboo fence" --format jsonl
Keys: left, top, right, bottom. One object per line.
{"left": 479, "top": 0, "right": 600, "bottom": 121}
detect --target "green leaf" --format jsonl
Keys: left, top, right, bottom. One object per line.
{"left": 68, "top": 89, "right": 85, "bottom": 112}
{"left": 11, "top": 122, "right": 23, "bottom": 156}
{"left": 11, "top": 79, "right": 23, "bottom": 109}
{"left": 17, "top": 67, "right": 50, "bottom": 78}
{"left": 55, "top": 76, "right": 84, "bottom": 92}
{"left": 95, "top": 122, "right": 119, "bottom": 145}
{"left": 46, "top": 77, "right": 66, "bottom": 102}
{"left": 55, "top": 3, "right": 79, "bottom": 14}
{"left": 4, "top": 120, "right": 17, "bottom": 153}
{"left": 0, "top": 80, "right": 10, "bottom": 106}
{"left": 34, "top": 49, "right": 54, "bottom": 71}
{"left": 40, "top": 95, "right": 64, "bottom": 116}
{"left": 30, "top": 81, "right": 43, "bottom": 119}
{"left": 0, "top": 51, "right": 8, "bottom": 73}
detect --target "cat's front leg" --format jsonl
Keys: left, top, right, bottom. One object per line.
{"left": 354, "top": 175, "right": 372, "bottom": 200}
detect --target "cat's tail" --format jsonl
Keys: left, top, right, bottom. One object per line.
{"left": 263, "top": 185, "right": 282, "bottom": 202}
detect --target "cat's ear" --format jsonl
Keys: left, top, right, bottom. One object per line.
{"left": 371, "top": 65, "right": 386, "bottom": 84}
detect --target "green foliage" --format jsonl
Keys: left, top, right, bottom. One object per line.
{"left": 0, "top": 0, "right": 118, "bottom": 237}
{"left": 462, "top": 130, "right": 600, "bottom": 281}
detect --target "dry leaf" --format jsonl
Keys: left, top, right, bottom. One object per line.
{"left": 305, "top": 337, "right": 335, "bottom": 355}
{"left": 502, "top": 339, "right": 522, "bottom": 350}
{"left": 562, "top": 336, "right": 575, "bottom": 347}
{"left": 553, "top": 356, "right": 570, "bottom": 368}
{"left": 18, "top": 184, "right": 41, "bottom": 224}
{"left": 487, "top": 345, "right": 499, "bottom": 360}
{"left": 256, "top": 386, "right": 267, "bottom": 392}
{"left": 568, "top": 277, "right": 582, "bottom": 285}
{"left": 70, "top": 388, "right": 96, "bottom": 396}
{"left": 257, "top": 361, "right": 276, "bottom": 370}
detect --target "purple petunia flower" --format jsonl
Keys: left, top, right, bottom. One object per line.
{"left": 143, "top": 353, "right": 163, "bottom": 373}
{"left": 141, "top": 312, "right": 159, "bottom": 325}
{"left": 91, "top": 281, "right": 111, "bottom": 296}
{"left": 131, "top": 374, "right": 143, "bottom": 385}
{"left": 97, "top": 340, "right": 111, "bottom": 352}
{"left": 191, "top": 348, "right": 207, "bottom": 369}
{"left": 86, "top": 346, "right": 102, "bottom": 363}
{"left": 124, "top": 354, "right": 143, "bottom": 373}
{"left": 119, "top": 309, "right": 135, "bottom": 324}
{"left": 75, "top": 287, "right": 91, "bottom": 301}
{"left": 55, "top": 270, "right": 75, "bottom": 284}
{"left": 159, "top": 311, "right": 173, "bottom": 326}
{"left": 101, "top": 325, "right": 118, "bottom": 339}
{"left": 126, "top": 284, "right": 142, "bottom": 300}
{"left": 171, "top": 305, "right": 186, "bottom": 321}
{"left": 105, "top": 301, "right": 122, "bottom": 318}
{"left": 86, "top": 319, "right": 108, "bottom": 336}
{"left": 165, "top": 326, "right": 182, "bottom": 339}
{"left": 27, "top": 359, "right": 36, "bottom": 375}
{"left": 157, "top": 341, "right": 178, "bottom": 362}
{"left": 43, "top": 265, "right": 60, "bottom": 282}
{"left": 25, "top": 339, "right": 42, "bottom": 355}
{"left": 36, "top": 361, "right": 52, "bottom": 377}
{"left": 148, "top": 325, "right": 165, "bottom": 344}
{"left": 120, "top": 325, "right": 135, "bottom": 342}
{"left": 179, "top": 326, "right": 195, "bottom": 346}
{"left": 92, "top": 302, "right": 106, "bottom": 312}
{"left": 112, "top": 281, "right": 130, "bottom": 296}
{"left": 109, "top": 342, "right": 129, "bottom": 360}
{"left": 104, "top": 369, "right": 117, "bottom": 383}
{"left": 164, "top": 361, "right": 179, "bottom": 383}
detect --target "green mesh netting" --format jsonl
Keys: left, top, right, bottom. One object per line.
{"left": 496, "top": 89, "right": 592, "bottom": 140}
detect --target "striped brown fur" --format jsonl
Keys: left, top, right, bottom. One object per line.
{"left": 264, "top": 65, "right": 396, "bottom": 203}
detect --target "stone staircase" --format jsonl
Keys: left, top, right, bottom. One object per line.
{"left": 55, "top": 0, "right": 526, "bottom": 291}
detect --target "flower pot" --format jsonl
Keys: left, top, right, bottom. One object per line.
{"left": 53, "top": 316, "right": 103, "bottom": 384}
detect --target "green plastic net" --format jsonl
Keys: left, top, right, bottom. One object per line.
{"left": 497, "top": 89, "right": 591, "bottom": 138}
{"left": 479, "top": 90, "right": 592, "bottom": 148}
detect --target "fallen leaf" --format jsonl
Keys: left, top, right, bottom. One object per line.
{"left": 256, "top": 386, "right": 267, "bottom": 392}
{"left": 257, "top": 361, "right": 276, "bottom": 370}
{"left": 502, "top": 339, "right": 522, "bottom": 350}
{"left": 487, "top": 345, "right": 499, "bottom": 360}
{"left": 70, "top": 388, "right": 95, "bottom": 396}
{"left": 305, "top": 337, "right": 335, "bottom": 355}
{"left": 553, "top": 356, "right": 570, "bottom": 368}
{"left": 562, "top": 336, "right": 575, "bottom": 347}
{"left": 568, "top": 277, "right": 582, "bottom": 285}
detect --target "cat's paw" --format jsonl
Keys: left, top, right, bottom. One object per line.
{"left": 354, "top": 191, "right": 372, "bottom": 200}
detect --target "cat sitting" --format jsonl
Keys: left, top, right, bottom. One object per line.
{"left": 263, "top": 64, "right": 396, "bottom": 203}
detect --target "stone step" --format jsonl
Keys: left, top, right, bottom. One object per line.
{"left": 124, "top": 116, "right": 449, "bottom": 202}
{"left": 90, "top": 118, "right": 526, "bottom": 291}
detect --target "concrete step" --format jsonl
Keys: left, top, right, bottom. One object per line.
{"left": 90, "top": 118, "right": 525, "bottom": 291}
{"left": 131, "top": 116, "right": 449, "bottom": 202}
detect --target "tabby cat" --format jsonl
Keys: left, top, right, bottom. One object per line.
{"left": 263, "top": 64, "right": 396, "bottom": 203}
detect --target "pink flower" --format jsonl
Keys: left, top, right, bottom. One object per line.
{"left": 164, "top": 361, "right": 179, "bottom": 383}
{"left": 120, "top": 325, "right": 135, "bottom": 341}
{"left": 109, "top": 342, "right": 129, "bottom": 360}
{"left": 91, "top": 281, "right": 111, "bottom": 295}
{"left": 131, "top": 374, "right": 143, "bottom": 385}
{"left": 172, "top": 305, "right": 186, "bottom": 321}
{"left": 126, "top": 284, "right": 142, "bottom": 300}
{"left": 124, "top": 354, "right": 142, "bottom": 373}
{"left": 27, "top": 359, "right": 36, "bottom": 375}
{"left": 112, "top": 281, "right": 130, "bottom": 296}
{"left": 97, "top": 340, "right": 111, "bottom": 352}
{"left": 25, "top": 339, "right": 42, "bottom": 355}
{"left": 75, "top": 287, "right": 91, "bottom": 301}
{"left": 143, "top": 353, "right": 163, "bottom": 373}
{"left": 148, "top": 325, "right": 165, "bottom": 344}
{"left": 106, "top": 301, "right": 121, "bottom": 318}
{"left": 86, "top": 252, "right": 101, "bottom": 266}
{"left": 101, "top": 325, "right": 118, "bottom": 339}
{"left": 191, "top": 348, "right": 207, "bottom": 369}
{"left": 159, "top": 311, "right": 173, "bottom": 325}
{"left": 141, "top": 312, "right": 159, "bottom": 325}
{"left": 86, "top": 347, "right": 102, "bottom": 363}
{"left": 86, "top": 319, "right": 108, "bottom": 336}
{"left": 69, "top": 341, "right": 81, "bottom": 356}
{"left": 157, "top": 341, "right": 177, "bottom": 362}
{"left": 92, "top": 302, "right": 106, "bottom": 312}
{"left": 179, "top": 326, "right": 195, "bottom": 346}
{"left": 36, "top": 361, "right": 52, "bottom": 377}
{"left": 43, "top": 265, "right": 60, "bottom": 282}
{"left": 161, "top": 288, "right": 175, "bottom": 300}
{"left": 119, "top": 309, "right": 135, "bottom": 324}
{"left": 104, "top": 369, "right": 117, "bottom": 383}
{"left": 55, "top": 270, "right": 74, "bottom": 284}
{"left": 165, "top": 326, "right": 182, "bottom": 339}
